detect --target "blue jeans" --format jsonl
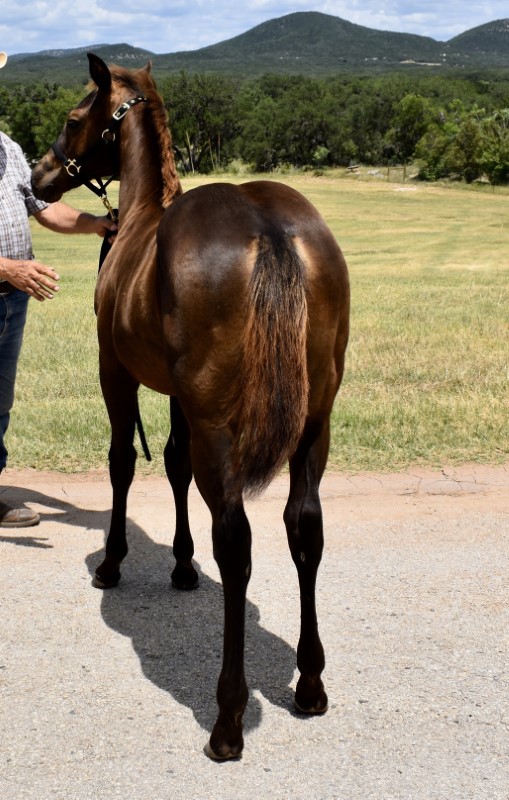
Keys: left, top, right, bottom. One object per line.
{"left": 0, "top": 289, "right": 29, "bottom": 470}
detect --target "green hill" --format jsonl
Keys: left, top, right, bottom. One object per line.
{"left": 1, "top": 12, "right": 508, "bottom": 84}
{"left": 448, "top": 18, "right": 509, "bottom": 66}
{"left": 153, "top": 12, "right": 446, "bottom": 75}
{"left": 5, "top": 43, "right": 154, "bottom": 85}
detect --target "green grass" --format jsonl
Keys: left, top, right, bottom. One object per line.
{"left": 9, "top": 173, "right": 509, "bottom": 473}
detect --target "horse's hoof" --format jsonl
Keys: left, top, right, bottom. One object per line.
{"left": 171, "top": 564, "right": 199, "bottom": 591}
{"left": 203, "top": 741, "right": 242, "bottom": 762}
{"left": 92, "top": 572, "right": 120, "bottom": 590}
{"left": 295, "top": 676, "right": 328, "bottom": 714}
{"left": 171, "top": 577, "right": 199, "bottom": 591}
{"left": 294, "top": 696, "right": 329, "bottom": 715}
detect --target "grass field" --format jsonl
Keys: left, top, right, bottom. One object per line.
{"left": 9, "top": 171, "right": 509, "bottom": 474}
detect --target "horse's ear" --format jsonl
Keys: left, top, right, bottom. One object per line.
{"left": 87, "top": 53, "right": 112, "bottom": 93}
{"left": 144, "top": 60, "right": 152, "bottom": 74}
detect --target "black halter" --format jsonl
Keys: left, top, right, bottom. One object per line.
{"left": 50, "top": 96, "right": 147, "bottom": 220}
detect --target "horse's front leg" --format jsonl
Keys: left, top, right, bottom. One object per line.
{"left": 93, "top": 362, "right": 139, "bottom": 589}
{"left": 164, "top": 396, "right": 198, "bottom": 590}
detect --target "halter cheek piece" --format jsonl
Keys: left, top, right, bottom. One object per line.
{"left": 50, "top": 96, "right": 147, "bottom": 220}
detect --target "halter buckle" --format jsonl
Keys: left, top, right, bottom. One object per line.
{"left": 64, "top": 158, "right": 81, "bottom": 177}
{"left": 112, "top": 102, "right": 132, "bottom": 121}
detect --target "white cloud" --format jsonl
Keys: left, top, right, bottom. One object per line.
{"left": 320, "top": 1, "right": 509, "bottom": 39}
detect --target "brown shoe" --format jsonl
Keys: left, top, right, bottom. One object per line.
{"left": 0, "top": 501, "right": 40, "bottom": 528}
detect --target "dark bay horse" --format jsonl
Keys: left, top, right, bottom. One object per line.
{"left": 32, "top": 54, "right": 350, "bottom": 760}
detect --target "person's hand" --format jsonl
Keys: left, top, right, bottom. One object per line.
{"left": 93, "top": 215, "right": 118, "bottom": 244}
{"left": 0, "top": 259, "right": 60, "bottom": 301}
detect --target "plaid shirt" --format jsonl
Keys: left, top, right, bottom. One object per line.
{"left": 0, "top": 131, "right": 48, "bottom": 261}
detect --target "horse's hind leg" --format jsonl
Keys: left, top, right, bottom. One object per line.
{"left": 164, "top": 396, "right": 198, "bottom": 590}
{"left": 93, "top": 365, "right": 138, "bottom": 589}
{"left": 191, "top": 427, "right": 251, "bottom": 760}
{"left": 283, "top": 418, "right": 330, "bottom": 714}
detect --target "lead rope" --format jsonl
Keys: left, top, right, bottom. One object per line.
{"left": 89, "top": 177, "right": 118, "bottom": 222}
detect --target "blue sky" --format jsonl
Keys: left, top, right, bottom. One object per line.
{"left": 1, "top": 1, "right": 508, "bottom": 56}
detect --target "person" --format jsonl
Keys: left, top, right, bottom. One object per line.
{"left": 0, "top": 50, "right": 116, "bottom": 527}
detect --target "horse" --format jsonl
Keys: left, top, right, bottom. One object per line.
{"left": 31, "top": 54, "right": 350, "bottom": 760}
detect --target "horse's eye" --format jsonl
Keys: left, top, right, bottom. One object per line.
{"left": 67, "top": 118, "right": 80, "bottom": 130}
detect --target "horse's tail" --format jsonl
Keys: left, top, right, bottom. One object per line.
{"left": 230, "top": 231, "right": 308, "bottom": 497}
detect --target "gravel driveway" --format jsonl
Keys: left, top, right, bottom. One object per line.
{"left": 1, "top": 464, "right": 508, "bottom": 799}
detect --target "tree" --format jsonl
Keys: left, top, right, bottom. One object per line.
{"left": 387, "top": 93, "right": 434, "bottom": 163}
{"left": 415, "top": 121, "right": 455, "bottom": 181}
{"left": 160, "top": 72, "right": 239, "bottom": 173}
{"left": 414, "top": 100, "right": 469, "bottom": 181}
{"left": 33, "top": 87, "right": 84, "bottom": 157}
{"left": 5, "top": 83, "right": 64, "bottom": 160}
{"left": 447, "top": 112, "right": 484, "bottom": 183}
{"left": 480, "top": 109, "right": 509, "bottom": 185}
{"left": 235, "top": 91, "right": 279, "bottom": 171}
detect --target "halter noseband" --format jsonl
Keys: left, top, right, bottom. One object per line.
{"left": 50, "top": 95, "right": 147, "bottom": 219}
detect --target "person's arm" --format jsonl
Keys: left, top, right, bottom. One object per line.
{"left": 0, "top": 203, "right": 117, "bottom": 301}
{"left": 34, "top": 202, "right": 117, "bottom": 238}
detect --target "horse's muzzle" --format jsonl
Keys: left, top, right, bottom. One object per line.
{"left": 31, "top": 162, "right": 64, "bottom": 203}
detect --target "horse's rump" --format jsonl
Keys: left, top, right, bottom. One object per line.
{"left": 158, "top": 190, "right": 309, "bottom": 497}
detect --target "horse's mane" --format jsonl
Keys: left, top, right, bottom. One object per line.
{"left": 95, "top": 64, "right": 182, "bottom": 206}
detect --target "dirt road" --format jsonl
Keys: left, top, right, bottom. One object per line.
{"left": 1, "top": 464, "right": 508, "bottom": 799}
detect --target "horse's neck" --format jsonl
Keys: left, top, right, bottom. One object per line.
{"left": 117, "top": 114, "right": 182, "bottom": 224}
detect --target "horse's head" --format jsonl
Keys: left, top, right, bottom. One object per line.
{"left": 32, "top": 54, "right": 146, "bottom": 203}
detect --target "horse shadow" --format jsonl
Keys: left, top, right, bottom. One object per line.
{"left": 1, "top": 481, "right": 298, "bottom": 735}
{"left": 0, "top": 533, "right": 53, "bottom": 548}
{"left": 84, "top": 524, "right": 299, "bottom": 734}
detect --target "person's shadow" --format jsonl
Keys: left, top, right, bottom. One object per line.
{"left": 1, "top": 481, "right": 298, "bottom": 736}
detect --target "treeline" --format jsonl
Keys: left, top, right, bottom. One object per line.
{"left": 1, "top": 71, "right": 509, "bottom": 183}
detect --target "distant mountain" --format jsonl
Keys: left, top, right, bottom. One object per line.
{"left": 153, "top": 12, "right": 446, "bottom": 74}
{"left": 8, "top": 44, "right": 152, "bottom": 61}
{"left": 2, "top": 12, "right": 508, "bottom": 84}
{"left": 4, "top": 43, "right": 154, "bottom": 84}
{"left": 448, "top": 18, "right": 509, "bottom": 65}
